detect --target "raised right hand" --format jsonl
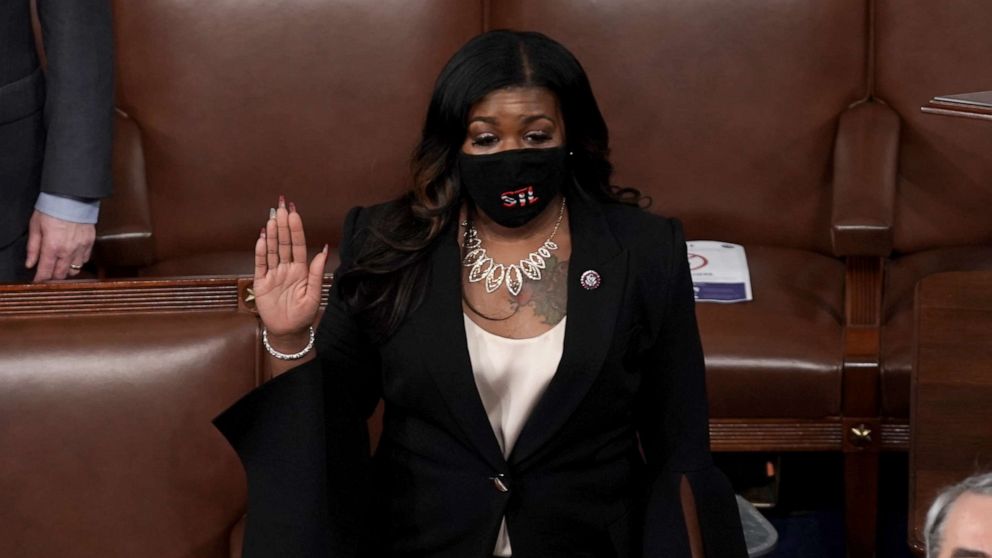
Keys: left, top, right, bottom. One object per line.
{"left": 253, "top": 196, "right": 328, "bottom": 337}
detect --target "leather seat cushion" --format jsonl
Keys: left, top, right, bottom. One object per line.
{"left": 697, "top": 245, "right": 845, "bottom": 418}
{"left": 881, "top": 246, "right": 992, "bottom": 417}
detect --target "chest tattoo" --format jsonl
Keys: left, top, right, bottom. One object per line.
{"left": 513, "top": 255, "right": 569, "bottom": 325}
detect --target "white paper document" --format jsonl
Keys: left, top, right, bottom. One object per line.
{"left": 685, "top": 241, "right": 753, "bottom": 303}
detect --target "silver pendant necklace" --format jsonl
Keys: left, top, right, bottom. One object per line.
{"left": 461, "top": 198, "right": 567, "bottom": 297}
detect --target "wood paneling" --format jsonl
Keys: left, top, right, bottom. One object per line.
{"left": 908, "top": 271, "right": 992, "bottom": 552}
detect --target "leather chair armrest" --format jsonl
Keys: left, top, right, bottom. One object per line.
{"left": 95, "top": 110, "right": 155, "bottom": 268}
{"left": 831, "top": 100, "right": 900, "bottom": 257}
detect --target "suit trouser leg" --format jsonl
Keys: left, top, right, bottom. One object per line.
{"left": 0, "top": 231, "right": 32, "bottom": 283}
{"left": 0, "top": 106, "right": 44, "bottom": 284}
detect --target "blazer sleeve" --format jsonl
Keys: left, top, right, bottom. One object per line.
{"left": 37, "top": 0, "right": 114, "bottom": 199}
{"left": 635, "top": 219, "right": 748, "bottom": 557}
{"left": 214, "top": 206, "right": 381, "bottom": 558}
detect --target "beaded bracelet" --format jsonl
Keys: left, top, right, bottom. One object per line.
{"left": 262, "top": 326, "right": 315, "bottom": 360}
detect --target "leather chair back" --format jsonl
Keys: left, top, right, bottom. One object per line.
{"left": 490, "top": 0, "right": 870, "bottom": 253}
{"left": 875, "top": 0, "right": 992, "bottom": 254}
{"left": 110, "top": 0, "right": 483, "bottom": 270}
{"left": 0, "top": 308, "right": 257, "bottom": 557}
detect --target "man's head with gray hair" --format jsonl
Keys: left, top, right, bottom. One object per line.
{"left": 925, "top": 471, "right": 992, "bottom": 558}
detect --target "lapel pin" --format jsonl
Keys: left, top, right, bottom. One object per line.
{"left": 580, "top": 269, "right": 601, "bottom": 290}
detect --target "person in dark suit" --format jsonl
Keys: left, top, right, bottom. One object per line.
{"left": 216, "top": 30, "right": 748, "bottom": 557}
{"left": 0, "top": 0, "right": 113, "bottom": 283}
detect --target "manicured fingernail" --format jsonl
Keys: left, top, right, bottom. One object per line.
{"left": 322, "top": 244, "right": 328, "bottom": 254}
{"left": 260, "top": 227, "right": 266, "bottom": 237}
{"left": 289, "top": 201, "right": 297, "bottom": 213}
{"left": 278, "top": 195, "right": 286, "bottom": 208}
{"left": 269, "top": 207, "right": 276, "bottom": 219}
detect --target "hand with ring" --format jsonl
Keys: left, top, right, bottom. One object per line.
{"left": 25, "top": 211, "right": 95, "bottom": 281}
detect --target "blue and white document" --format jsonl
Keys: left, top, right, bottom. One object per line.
{"left": 686, "top": 241, "right": 753, "bottom": 303}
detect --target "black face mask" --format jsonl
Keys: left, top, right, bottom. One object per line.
{"left": 458, "top": 146, "right": 568, "bottom": 228}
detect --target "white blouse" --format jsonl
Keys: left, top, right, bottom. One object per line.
{"left": 463, "top": 314, "right": 567, "bottom": 558}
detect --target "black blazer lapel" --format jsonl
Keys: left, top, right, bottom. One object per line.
{"left": 509, "top": 188, "right": 628, "bottom": 469}
{"left": 408, "top": 221, "right": 508, "bottom": 472}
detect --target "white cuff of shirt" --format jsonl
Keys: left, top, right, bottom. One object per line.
{"left": 35, "top": 193, "right": 102, "bottom": 224}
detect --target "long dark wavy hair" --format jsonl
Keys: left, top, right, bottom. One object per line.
{"left": 337, "top": 30, "right": 642, "bottom": 340}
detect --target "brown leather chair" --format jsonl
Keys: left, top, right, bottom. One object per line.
{"left": 98, "top": 0, "right": 484, "bottom": 276}
{"left": 0, "top": 279, "right": 257, "bottom": 558}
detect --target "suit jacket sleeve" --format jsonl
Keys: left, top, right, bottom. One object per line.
{"left": 214, "top": 206, "right": 380, "bottom": 558}
{"left": 37, "top": 0, "right": 114, "bottom": 199}
{"left": 636, "top": 219, "right": 748, "bottom": 557}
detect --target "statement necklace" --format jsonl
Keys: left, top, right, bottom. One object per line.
{"left": 461, "top": 198, "right": 566, "bottom": 297}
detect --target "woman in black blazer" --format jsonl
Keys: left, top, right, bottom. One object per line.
{"left": 217, "top": 30, "right": 748, "bottom": 558}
